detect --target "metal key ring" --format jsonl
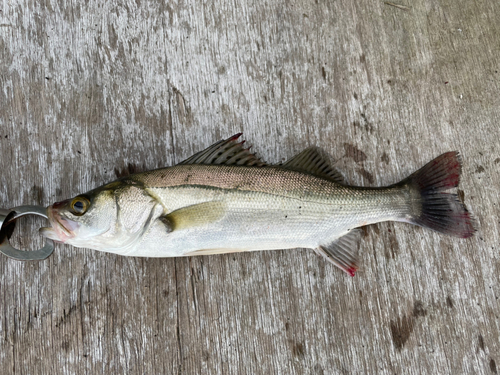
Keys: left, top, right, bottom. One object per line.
{"left": 0, "top": 205, "right": 54, "bottom": 261}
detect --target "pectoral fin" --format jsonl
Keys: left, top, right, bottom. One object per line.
{"left": 164, "top": 201, "right": 226, "bottom": 230}
{"left": 315, "top": 229, "right": 362, "bottom": 276}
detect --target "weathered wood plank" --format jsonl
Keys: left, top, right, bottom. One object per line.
{"left": 1, "top": 0, "right": 499, "bottom": 374}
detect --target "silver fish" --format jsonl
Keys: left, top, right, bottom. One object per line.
{"left": 42, "top": 134, "right": 475, "bottom": 276}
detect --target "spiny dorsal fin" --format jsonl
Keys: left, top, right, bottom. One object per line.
{"left": 282, "top": 147, "right": 344, "bottom": 183}
{"left": 178, "top": 133, "right": 267, "bottom": 167}
{"left": 314, "top": 229, "right": 362, "bottom": 276}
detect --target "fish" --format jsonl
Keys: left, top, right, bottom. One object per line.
{"left": 41, "top": 134, "right": 476, "bottom": 276}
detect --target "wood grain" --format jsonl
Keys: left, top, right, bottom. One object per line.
{"left": 1, "top": 0, "right": 499, "bottom": 373}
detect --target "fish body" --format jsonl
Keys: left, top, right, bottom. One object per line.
{"left": 43, "top": 134, "right": 475, "bottom": 276}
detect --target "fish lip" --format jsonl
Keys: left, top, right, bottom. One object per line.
{"left": 43, "top": 206, "right": 76, "bottom": 242}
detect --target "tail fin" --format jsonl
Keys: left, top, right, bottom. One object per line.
{"left": 402, "top": 152, "right": 476, "bottom": 238}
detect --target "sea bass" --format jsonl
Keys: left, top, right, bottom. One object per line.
{"left": 41, "top": 134, "right": 475, "bottom": 276}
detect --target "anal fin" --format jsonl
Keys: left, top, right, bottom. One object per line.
{"left": 315, "top": 229, "right": 362, "bottom": 276}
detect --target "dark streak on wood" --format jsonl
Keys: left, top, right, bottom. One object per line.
{"left": 413, "top": 301, "right": 427, "bottom": 318}
{"left": 478, "top": 334, "right": 485, "bottom": 352}
{"left": 357, "top": 167, "right": 375, "bottom": 184}
{"left": 446, "top": 296, "right": 454, "bottom": 309}
{"left": 384, "top": 2, "right": 411, "bottom": 11}
{"left": 344, "top": 143, "right": 368, "bottom": 164}
{"left": 390, "top": 315, "right": 414, "bottom": 351}
{"left": 491, "top": 359, "right": 498, "bottom": 375}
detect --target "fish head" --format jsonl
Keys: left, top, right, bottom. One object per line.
{"left": 41, "top": 181, "right": 160, "bottom": 251}
{"left": 41, "top": 187, "right": 118, "bottom": 247}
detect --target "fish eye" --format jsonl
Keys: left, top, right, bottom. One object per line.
{"left": 71, "top": 196, "right": 90, "bottom": 215}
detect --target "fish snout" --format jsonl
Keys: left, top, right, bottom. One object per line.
{"left": 52, "top": 199, "right": 71, "bottom": 210}
{"left": 40, "top": 204, "right": 79, "bottom": 243}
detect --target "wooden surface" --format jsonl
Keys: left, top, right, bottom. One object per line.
{"left": 1, "top": 0, "right": 499, "bottom": 373}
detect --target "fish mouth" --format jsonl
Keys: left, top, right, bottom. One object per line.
{"left": 40, "top": 205, "right": 78, "bottom": 243}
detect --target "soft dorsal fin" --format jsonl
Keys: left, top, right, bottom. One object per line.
{"left": 282, "top": 147, "right": 344, "bottom": 183}
{"left": 178, "top": 133, "right": 267, "bottom": 167}
{"left": 315, "top": 229, "right": 362, "bottom": 276}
